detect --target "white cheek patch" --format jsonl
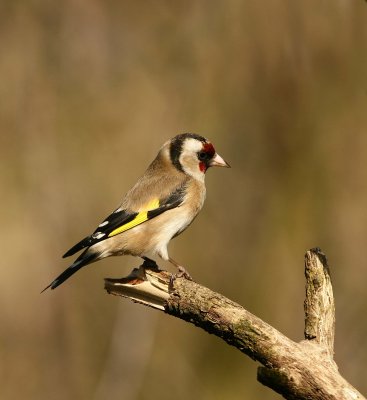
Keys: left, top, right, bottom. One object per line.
{"left": 179, "top": 138, "right": 206, "bottom": 181}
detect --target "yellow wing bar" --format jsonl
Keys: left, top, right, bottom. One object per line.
{"left": 108, "top": 198, "right": 160, "bottom": 237}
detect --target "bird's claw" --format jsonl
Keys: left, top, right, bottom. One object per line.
{"left": 142, "top": 257, "right": 159, "bottom": 271}
{"left": 177, "top": 266, "right": 193, "bottom": 280}
{"left": 169, "top": 266, "right": 193, "bottom": 289}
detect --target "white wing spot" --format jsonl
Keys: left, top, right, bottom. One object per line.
{"left": 114, "top": 207, "right": 122, "bottom": 213}
{"left": 99, "top": 221, "right": 109, "bottom": 227}
{"left": 93, "top": 232, "right": 106, "bottom": 239}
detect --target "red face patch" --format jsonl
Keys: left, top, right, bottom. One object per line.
{"left": 199, "top": 162, "right": 207, "bottom": 172}
{"left": 198, "top": 142, "right": 216, "bottom": 173}
{"left": 203, "top": 142, "right": 215, "bottom": 158}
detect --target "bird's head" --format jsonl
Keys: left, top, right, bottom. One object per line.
{"left": 168, "top": 133, "right": 230, "bottom": 180}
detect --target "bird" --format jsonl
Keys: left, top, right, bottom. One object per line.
{"left": 42, "top": 133, "right": 230, "bottom": 291}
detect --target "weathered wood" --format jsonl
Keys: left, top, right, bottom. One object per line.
{"left": 104, "top": 249, "right": 365, "bottom": 400}
{"left": 105, "top": 266, "right": 170, "bottom": 310}
{"left": 304, "top": 247, "right": 335, "bottom": 355}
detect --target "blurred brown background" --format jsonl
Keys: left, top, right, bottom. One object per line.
{"left": 1, "top": 1, "right": 367, "bottom": 399}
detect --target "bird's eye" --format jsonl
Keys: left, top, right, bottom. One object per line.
{"left": 198, "top": 151, "right": 209, "bottom": 161}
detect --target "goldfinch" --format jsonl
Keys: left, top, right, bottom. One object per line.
{"left": 43, "top": 133, "right": 230, "bottom": 291}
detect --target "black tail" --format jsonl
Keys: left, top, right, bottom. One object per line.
{"left": 41, "top": 250, "right": 99, "bottom": 293}
{"left": 63, "top": 235, "right": 92, "bottom": 258}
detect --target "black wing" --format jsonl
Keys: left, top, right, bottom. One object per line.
{"left": 63, "top": 185, "right": 186, "bottom": 258}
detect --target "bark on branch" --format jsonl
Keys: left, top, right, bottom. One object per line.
{"left": 104, "top": 248, "right": 365, "bottom": 400}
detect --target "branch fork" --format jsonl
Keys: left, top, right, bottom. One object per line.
{"left": 104, "top": 248, "right": 365, "bottom": 400}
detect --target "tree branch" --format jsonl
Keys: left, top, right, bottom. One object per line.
{"left": 104, "top": 249, "right": 365, "bottom": 400}
{"left": 304, "top": 247, "right": 335, "bottom": 355}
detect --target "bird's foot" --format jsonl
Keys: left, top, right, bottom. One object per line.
{"left": 167, "top": 257, "right": 193, "bottom": 283}
{"left": 169, "top": 266, "right": 193, "bottom": 289}
{"left": 142, "top": 256, "right": 159, "bottom": 271}
{"left": 177, "top": 265, "right": 193, "bottom": 280}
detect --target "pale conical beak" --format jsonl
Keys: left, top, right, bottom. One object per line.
{"left": 210, "top": 153, "right": 231, "bottom": 168}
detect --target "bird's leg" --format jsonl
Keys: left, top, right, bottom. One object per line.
{"left": 168, "top": 257, "right": 193, "bottom": 281}
{"left": 141, "top": 256, "right": 159, "bottom": 271}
